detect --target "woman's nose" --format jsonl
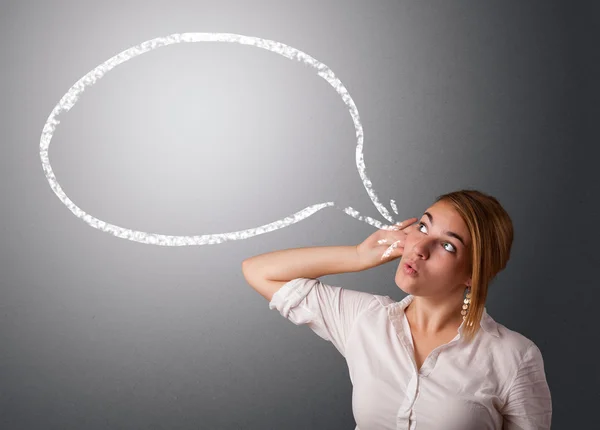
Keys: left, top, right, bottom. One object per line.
{"left": 411, "top": 238, "right": 431, "bottom": 258}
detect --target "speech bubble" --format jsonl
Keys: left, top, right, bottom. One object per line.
{"left": 39, "top": 33, "right": 402, "bottom": 246}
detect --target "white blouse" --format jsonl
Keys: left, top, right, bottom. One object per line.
{"left": 269, "top": 277, "right": 552, "bottom": 430}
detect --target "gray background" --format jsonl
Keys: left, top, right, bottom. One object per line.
{"left": 1, "top": 0, "right": 598, "bottom": 429}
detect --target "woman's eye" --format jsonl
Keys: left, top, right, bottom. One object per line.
{"left": 417, "top": 222, "right": 455, "bottom": 253}
{"left": 443, "top": 243, "right": 456, "bottom": 253}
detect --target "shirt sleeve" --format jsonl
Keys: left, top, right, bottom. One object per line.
{"left": 501, "top": 342, "right": 552, "bottom": 430}
{"left": 268, "top": 277, "right": 379, "bottom": 357}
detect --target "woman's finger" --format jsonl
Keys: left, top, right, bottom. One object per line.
{"left": 390, "top": 217, "right": 418, "bottom": 230}
{"left": 380, "top": 239, "right": 403, "bottom": 260}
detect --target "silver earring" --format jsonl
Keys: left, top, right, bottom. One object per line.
{"left": 461, "top": 286, "right": 471, "bottom": 321}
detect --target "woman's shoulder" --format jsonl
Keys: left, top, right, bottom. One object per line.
{"left": 489, "top": 319, "right": 543, "bottom": 358}
{"left": 372, "top": 294, "right": 396, "bottom": 307}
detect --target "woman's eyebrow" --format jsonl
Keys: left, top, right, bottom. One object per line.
{"left": 423, "top": 212, "right": 466, "bottom": 247}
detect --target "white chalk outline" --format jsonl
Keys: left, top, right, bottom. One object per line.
{"left": 39, "top": 32, "right": 402, "bottom": 246}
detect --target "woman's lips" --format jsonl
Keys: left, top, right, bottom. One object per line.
{"left": 403, "top": 263, "right": 418, "bottom": 276}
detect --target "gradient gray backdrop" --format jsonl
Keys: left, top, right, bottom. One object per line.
{"left": 2, "top": 1, "right": 598, "bottom": 429}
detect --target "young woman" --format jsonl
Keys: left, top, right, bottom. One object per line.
{"left": 242, "top": 189, "right": 552, "bottom": 430}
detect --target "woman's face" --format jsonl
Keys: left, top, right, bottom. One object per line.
{"left": 395, "top": 200, "right": 473, "bottom": 298}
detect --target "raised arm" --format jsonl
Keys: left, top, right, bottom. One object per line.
{"left": 242, "top": 245, "right": 364, "bottom": 302}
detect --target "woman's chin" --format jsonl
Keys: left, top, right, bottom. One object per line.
{"left": 395, "top": 274, "right": 418, "bottom": 293}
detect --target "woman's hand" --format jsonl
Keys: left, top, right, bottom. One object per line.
{"left": 356, "top": 217, "right": 418, "bottom": 270}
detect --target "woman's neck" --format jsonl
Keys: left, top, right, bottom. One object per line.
{"left": 405, "top": 292, "right": 465, "bottom": 335}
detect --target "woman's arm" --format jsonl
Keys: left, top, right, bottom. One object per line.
{"left": 501, "top": 342, "right": 552, "bottom": 429}
{"left": 242, "top": 245, "right": 364, "bottom": 301}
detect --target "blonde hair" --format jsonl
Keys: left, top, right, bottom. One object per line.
{"left": 434, "top": 189, "right": 514, "bottom": 343}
